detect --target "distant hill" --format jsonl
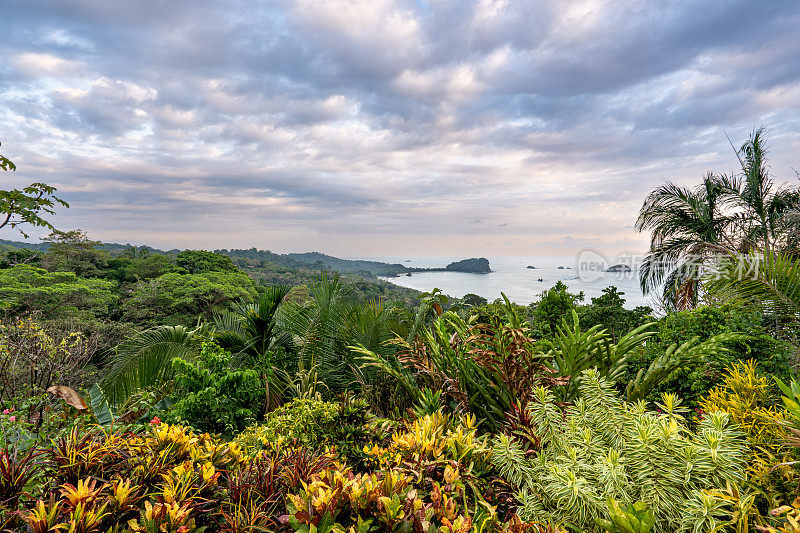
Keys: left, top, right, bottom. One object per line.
{"left": 286, "top": 252, "right": 406, "bottom": 276}
{"left": 0, "top": 239, "right": 49, "bottom": 251}
{"left": 0, "top": 239, "right": 490, "bottom": 277}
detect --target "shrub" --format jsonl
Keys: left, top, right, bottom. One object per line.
{"left": 492, "top": 369, "right": 748, "bottom": 533}
{"left": 700, "top": 360, "right": 792, "bottom": 477}
{"left": 4, "top": 415, "right": 531, "bottom": 532}
{"left": 356, "top": 306, "right": 557, "bottom": 433}
{"left": 702, "top": 361, "right": 800, "bottom": 519}
{"left": 167, "top": 342, "right": 264, "bottom": 436}
{"left": 0, "top": 318, "right": 96, "bottom": 438}
{"left": 235, "top": 396, "right": 379, "bottom": 463}
{"left": 625, "top": 305, "right": 796, "bottom": 408}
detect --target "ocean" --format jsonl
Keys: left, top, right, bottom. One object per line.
{"left": 353, "top": 256, "right": 659, "bottom": 310}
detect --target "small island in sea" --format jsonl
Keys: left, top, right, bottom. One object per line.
{"left": 527, "top": 265, "right": 536, "bottom": 269}
{"left": 606, "top": 264, "right": 633, "bottom": 273}
{"left": 402, "top": 257, "right": 492, "bottom": 275}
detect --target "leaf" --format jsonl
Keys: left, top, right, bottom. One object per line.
{"left": 88, "top": 383, "right": 114, "bottom": 427}
{"left": 47, "top": 385, "right": 88, "bottom": 410}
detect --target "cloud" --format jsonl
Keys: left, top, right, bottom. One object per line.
{"left": 11, "top": 52, "right": 85, "bottom": 77}
{"left": 0, "top": 0, "right": 798, "bottom": 257}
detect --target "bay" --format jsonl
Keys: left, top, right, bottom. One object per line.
{"left": 351, "top": 256, "right": 659, "bottom": 310}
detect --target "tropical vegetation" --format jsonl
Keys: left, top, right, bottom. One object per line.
{"left": 1, "top": 128, "right": 800, "bottom": 532}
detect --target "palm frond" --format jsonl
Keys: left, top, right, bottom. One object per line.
{"left": 704, "top": 252, "right": 800, "bottom": 321}
{"left": 100, "top": 325, "right": 203, "bottom": 406}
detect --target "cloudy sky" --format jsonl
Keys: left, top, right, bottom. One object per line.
{"left": 2, "top": 0, "right": 799, "bottom": 257}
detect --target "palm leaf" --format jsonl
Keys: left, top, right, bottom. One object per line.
{"left": 705, "top": 251, "right": 800, "bottom": 320}
{"left": 100, "top": 325, "right": 203, "bottom": 406}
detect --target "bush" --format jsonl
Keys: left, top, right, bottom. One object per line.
{"left": 235, "top": 396, "right": 378, "bottom": 463}
{"left": 0, "top": 415, "right": 529, "bottom": 533}
{"left": 492, "top": 369, "right": 749, "bottom": 533}
{"left": 700, "top": 360, "right": 799, "bottom": 515}
{"left": 625, "top": 305, "right": 796, "bottom": 408}
{"left": 167, "top": 342, "right": 264, "bottom": 436}
{"left": 0, "top": 318, "right": 96, "bottom": 441}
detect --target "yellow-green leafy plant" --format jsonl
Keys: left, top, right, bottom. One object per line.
{"left": 492, "top": 369, "right": 748, "bottom": 533}
{"left": 596, "top": 498, "right": 654, "bottom": 533}
{"left": 701, "top": 360, "right": 791, "bottom": 478}
{"left": 701, "top": 360, "right": 799, "bottom": 520}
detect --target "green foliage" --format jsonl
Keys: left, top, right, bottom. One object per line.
{"left": 41, "top": 229, "right": 109, "bottom": 278}
{"left": 636, "top": 128, "right": 800, "bottom": 309}
{"left": 636, "top": 173, "right": 732, "bottom": 309}
{"left": 462, "top": 293, "right": 488, "bottom": 307}
{"left": 0, "top": 264, "right": 117, "bottom": 318}
{"left": 0, "top": 149, "right": 69, "bottom": 238}
{"left": 214, "top": 285, "right": 295, "bottom": 409}
{"left": 596, "top": 498, "right": 654, "bottom": 533}
{"left": 282, "top": 273, "right": 356, "bottom": 394}
{"left": 492, "top": 369, "right": 748, "bottom": 533}
{"left": 547, "top": 310, "right": 657, "bottom": 401}
{"left": 235, "top": 396, "right": 375, "bottom": 461}
{"left": 106, "top": 253, "right": 179, "bottom": 283}
{"left": 625, "top": 331, "right": 745, "bottom": 402}
{"left": 357, "top": 299, "right": 554, "bottom": 432}
{"left": 214, "top": 285, "right": 293, "bottom": 366}
{"left": 175, "top": 250, "right": 237, "bottom": 274}
{"left": 120, "top": 270, "right": 258, "bottom": 326}
{"left": 705, "top": 251, "right": 800, "bottom": 330}
{"left": 100, "top": 324, "right": 204, "bottom": 406}
{"left": 578, "top": 287, "right": 653, "bottom": 342}
{"left": 625, "top": 305, "right": 795, "bottom": 407}
{"left": 532, "top": 281, "right": 585, "bottom": 335}
{"left": 0, "top": 245, "right": 40, "bottom": 268}
{"left": 168, "top": 342, "right": 264, "bottom": 436}
{"left": 87, "top": 384, "right": 114, "bottom": 428}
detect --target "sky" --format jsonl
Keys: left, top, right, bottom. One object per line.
{"left": 2, "top": 0, "right": 800, "bottom": 258}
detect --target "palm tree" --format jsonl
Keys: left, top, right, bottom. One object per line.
{"left": 281, "top": 272, "right": 353, "bottom": 392}
{"left": 345, "top": 297, "right": 400, "bottom": 414}
{"left": 636, "top": 173, "right": 735, "bottom": 309}
{"left": 727, "top": 127, "right": 800, "bottom": 256}
{"left": 214, "top": 285, "right": 294, "bottom": 364}
{"left": 214, "top": 285, "right": 294, "bottom": 410}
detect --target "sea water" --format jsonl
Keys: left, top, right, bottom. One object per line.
{"left": 354, "top": 256, "right": 659, "bottom": 310}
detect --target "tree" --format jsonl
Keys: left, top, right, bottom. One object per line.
{"left": 726, "top": 127, "right": 800, "bottom": 256}
{"left": 41, "top": 229, "right": 109, "bottom": 277}
{"left": 637, "top": 128, "right": 800, "bottom": 310}
{"left": 636, "top": 174, "right": 734, "bottom": 309}
{"left": 0, "top": 145, "right": 69, "bottom": 238}
{"left": 705, "top": 251, "right": 800, "bottom": 329}
{"left": 99, "top": 324, "right": 205, "bottom": 406}
{"left": 0, "top": 264, "right": 117, "bottom": 318}
{"left": 121, "top": 245, "right": 151, "bottom": 260}
{"left": 119, "top": 270, "right": 258, "bottom": 326}
{"left": 578, "top": 286, "right": 653, "bottom": 341}
{"left": 214, "top": 285, "right": 295, "bottom": 410}
{"left": 106, "top": 253, "right": 178, "bottom": 283}
{"left": 462, "top": 293, "right": 488, "bottom": 307}
{"left": 176, "top": 250, "right": 237, "bottom": 274}
{"left": 531, "top": 281, "right": 584, "bottom": 335}
{"left": 214, "top": 285, "right": 293, "bottom": 363}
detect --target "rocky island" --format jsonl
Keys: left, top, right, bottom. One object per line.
{"left": 606, "top": 264, "right": 632, "bottom": 273}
